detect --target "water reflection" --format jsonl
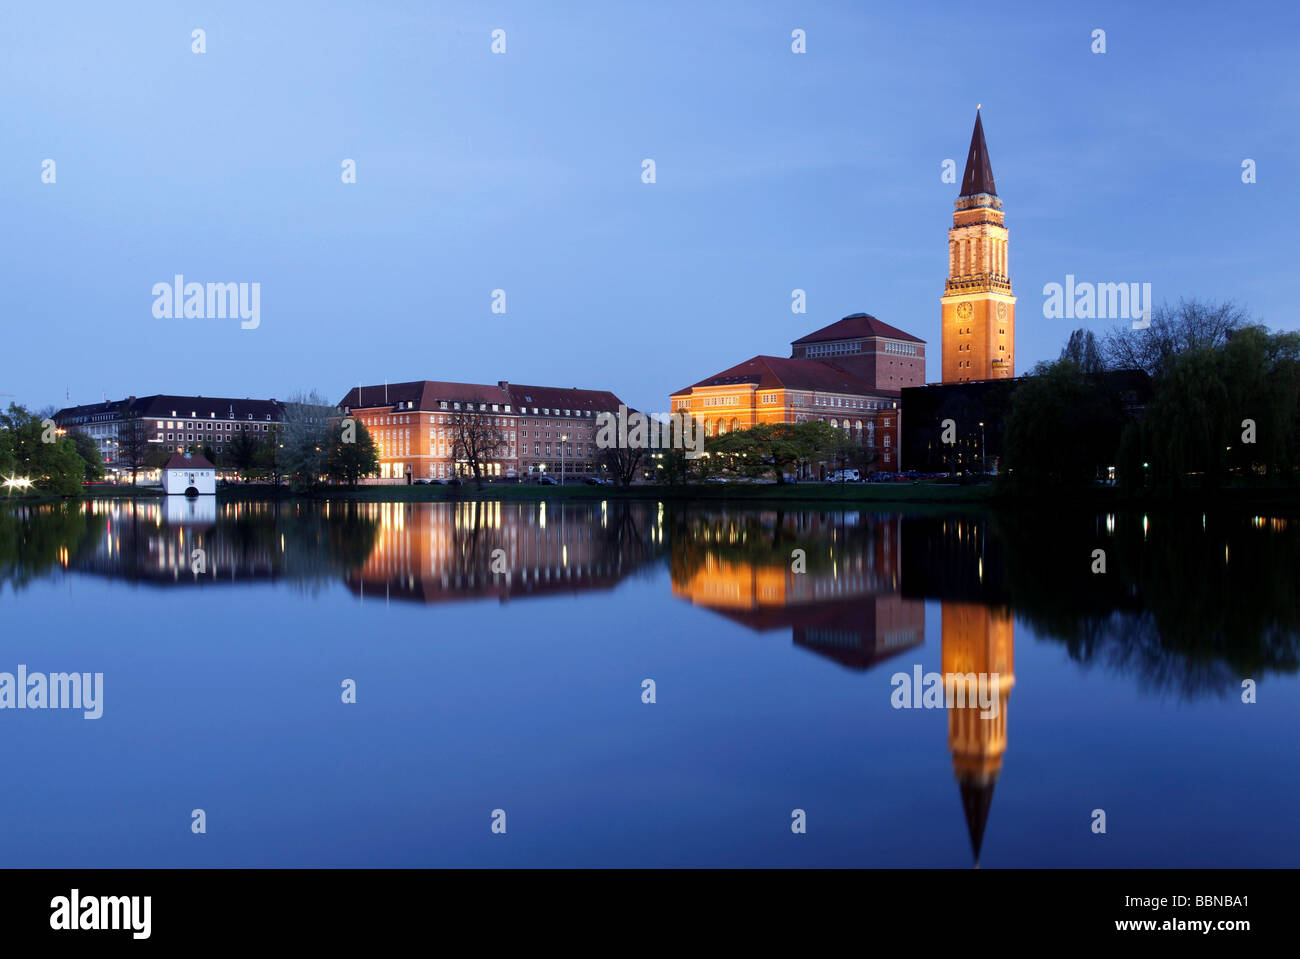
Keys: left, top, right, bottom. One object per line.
{"left": 344, "top": 500, "right": 665, "bottom": 603}
{"left": 10, "top": 499, "right": 382, "bottom": 590}
{"left": 2, "top": 498, "right": 1297, "bottom": 865}
{"left": 668, "top": 510, "right": 924, "bottom": 669}
{"left": 942, "top": 602, "right": 1014, "bottom": 866}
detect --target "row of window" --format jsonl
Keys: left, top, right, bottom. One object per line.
{"left": 155, "top": 420, "right": 271, "bottom": 432}
{"left": 160, "top": 411, "right": 272, "bottom": 421}
{"left": 682, "top": 394, "right": 897, "bottom": 411}
{"left": 804, "top": 341, "right": 862, "bottom": 357}
{"left": 376, "top": 459, "right": 600, "bottom": 479}
{"left": 158, "top": 431, "right": 266, "bottom": 443}
{"left": 368, "top": 412, "right": 602, "bottom": 430}
{"left": 883, "top": 342, "right": 918, "bottom": 356}
{"left": 386, "top": 401, "right": 602, "bottom": 418}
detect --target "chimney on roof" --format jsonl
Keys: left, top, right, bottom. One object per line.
{"left": 498, "top": 380, "right": 509, "bottom": 388}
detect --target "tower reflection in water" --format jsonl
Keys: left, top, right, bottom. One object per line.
{"left": 670, "top": 509, "right": 1013, "bottom": 865}
{"left": 942, "top": 602, "right": 1013, "bottom": 866}
{"left": 60, "top": 499, "right": 1013, "bottom": 863}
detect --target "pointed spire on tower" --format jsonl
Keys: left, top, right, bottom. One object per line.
{"left": 960, "top": 108, "right": 997, "bottom": 198}
{"left": 959, "top": 779, "right": 996, "bottom": 866}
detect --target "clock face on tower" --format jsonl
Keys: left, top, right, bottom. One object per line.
{"left": 956, "top": 302, "right": 973, "bottom": 320}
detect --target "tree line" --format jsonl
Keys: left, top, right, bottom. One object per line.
{"left": 1001, "top": 300, "right": 1300, "bottom": 493}
{"left": 0, "top": 405, "right": 105, "bottom": 495}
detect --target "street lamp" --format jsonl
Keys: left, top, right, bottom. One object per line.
{"left": 560, "top": 433, "right": 569, "bottom": 485}
{"left": 978, "top": 421, "right": 985, "bottom": 475}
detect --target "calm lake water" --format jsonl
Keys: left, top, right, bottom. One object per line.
{"left": 1, "top": 496, "right": 1297, "bottom": 867}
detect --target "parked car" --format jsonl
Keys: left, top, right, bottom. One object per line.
{"left": 705, "top": 476, "right": 728, "bottom": 484}
{"left": 413, "top": 478, "right": 431, "bottom": 485}
{"left": 538, "top": 476, "right": 558, "bottom": 485}
{"left": 826, "top": 469, "right": 861, "bottom": 483}
{"left": 583, "top": 476, "right": 611, "bottom": 486}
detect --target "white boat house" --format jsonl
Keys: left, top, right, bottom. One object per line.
{"left": 161, "top": 452, "right": 216, "bottom": 496}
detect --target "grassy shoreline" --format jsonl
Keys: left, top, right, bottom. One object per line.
{"left": 6, "top": 480, "right": 1300, "bottom": 512}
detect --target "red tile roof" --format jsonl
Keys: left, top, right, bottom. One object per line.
{"left": 505, "top": 383, "right": 623, "bottom": 413}
{"left": 339, "top": 380, "right": 626, "bottom": 415}
{"left": 791, "top": 313, "right": 924, "bottom": 345}
{"left": 339, "top": 381, "right": 512, "bottom": 411}
{"left": 674, "top": 355, "right": 899, "bottom": 397}
{"left": 163, "top": 453, "right": 215, "bottom": 470}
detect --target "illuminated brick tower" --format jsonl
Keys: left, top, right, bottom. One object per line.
{"left": 941, "top": 108, "right": 1015, "bottom": 383}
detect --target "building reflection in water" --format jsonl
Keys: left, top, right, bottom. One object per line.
{"left": 58, "top": 498, "right": 1016, "bottom": 863}
{"left": 941, "top": 602, "right": 1014, "bottom": 867}
{"left": 902, "top": 515, "right": 1015, "bottom": 866}
{"left": 344, "top": 500, "right": 664, "bottom": 603}
{"left": 70, "top": 499, "right": 365, "bottom": 585}
{"left": 669, "top": 510, "right": 925, "bottom": 669}
{"left": 672, "top": 509, "right": 1015, "bottom": 865}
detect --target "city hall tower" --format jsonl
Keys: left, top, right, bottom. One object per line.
{"left": 941, "top": 109, "right": 1015, "bottom": 383}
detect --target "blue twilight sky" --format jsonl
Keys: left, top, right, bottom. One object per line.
{"left": 2, "top": 0, "right": 1297, "bottom": 414}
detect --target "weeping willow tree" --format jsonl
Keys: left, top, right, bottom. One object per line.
{"left": 1140, "top": 326, "right": 1300, "bottom": 490}
{"left": 1000, "top": 361, "right": 1127, "bottom": 492}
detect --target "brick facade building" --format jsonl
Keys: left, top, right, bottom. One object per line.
{"left": 669, "top": 314, "right": 925, "bottom": 472}
{"left": 338, "top": 380, "right": 625, "bottom": 481}
{"left": 55, "top": 394, "right": 284, "bottom": 475}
